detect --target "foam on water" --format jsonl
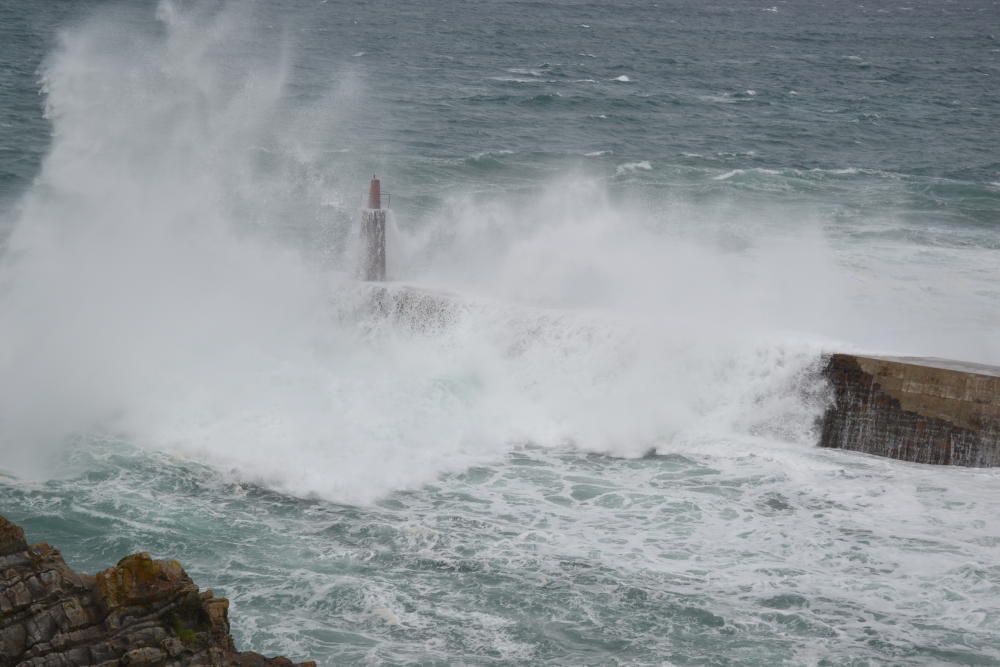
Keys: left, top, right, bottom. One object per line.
{"left": 0, "top": 1, "right": 841, "bottom": 502}
{"left": 614, "top": 160, "right": 652, "bottom": 176}
{"left": 1, "top": 2, "right": 999, "bottom": 662}
{"left": 1, "top": 0, "right": 998, "bottom": 502}
{"left": 5, "top": 437, "right": 1000, "bottom": 664}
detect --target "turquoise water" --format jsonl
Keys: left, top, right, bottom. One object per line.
{"left": 7, "top": 440, "right": 1000, "bottom": 665}
{"left": 1, "top": 1, "right": 999, "bottom": 664}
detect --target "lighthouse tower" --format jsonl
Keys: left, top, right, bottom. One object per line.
{"left": 361, "top": 177, "right": 386, "bottom": 281}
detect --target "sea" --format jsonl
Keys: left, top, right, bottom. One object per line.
{"left": 1, "top": 0, "right": 999, "bottom": 664}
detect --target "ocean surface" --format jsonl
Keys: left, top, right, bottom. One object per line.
{"left": 1, "top": 0, "right": 999, "bottom": 664}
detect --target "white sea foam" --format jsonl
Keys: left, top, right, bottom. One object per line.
{"left": 505, "top": 67, "right": 543, "bottom": 77}
{"left": 713, "top": 167, "right": 782, "bottom": 180}
{"left": 699, "top": 93, "right": 740, "bottom": 104}
{"left": 818, "top": 167, "right": 860, "bottom": 175}
{"left": 470, "top": 149, "right": 515, "bottom": 160}
{"left": 0, "top": 0, "right": 998, "bottom": 507}
{"left": 489, "top": 77, "right": 548, "bottom": 84}
{"left": 614, "top": 160, "right": 652, "bottom": 176}
{"left": 613, "top": 75, "right": 631, "bottom": 82}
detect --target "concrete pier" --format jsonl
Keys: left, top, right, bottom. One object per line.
{"left": 361, "top": 177, "right": 386, "bottom": 281}
{"left": 820, "top": 353, "right": 1000, "bottom": 466}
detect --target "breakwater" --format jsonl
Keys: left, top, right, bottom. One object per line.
{"left": 820, "top": 354, "right": 1000, "bottom": 466}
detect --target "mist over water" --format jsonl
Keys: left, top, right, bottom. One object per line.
{"left": 0, "top": 0, "right": 835, "bottom": 492}
{"left": 1, "top": 0, "right": 999, "bottom": 664}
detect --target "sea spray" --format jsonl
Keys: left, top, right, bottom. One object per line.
{"left": 2, "top": 1, "right": 1000, "bottom": 664}
{"left": 0, "top": 0, "right": 995, "bottom": 506}
{"left": 0, "top": 0, "right": 348, "bottom": 478}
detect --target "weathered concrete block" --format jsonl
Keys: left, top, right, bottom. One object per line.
{"left": 820, "top": 354, "right": 1000, "bottom": 466}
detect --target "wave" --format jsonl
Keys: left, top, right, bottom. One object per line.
{"left": 505, "top": 67, "right": 544, "bottom": 77}
{"left": 464, "top": 150, "right": 515, "bottom": 168}
{"left": 615, "top": 160, "right": 652, "bottom": 176}
{"left": 0, "top": 0, "right": 996, "bottom": 504}
{"left": 521, "top": 92, "right": 563, "bottom": 106}
{"left": 488, "top": 77, "right": 552, "bottom": 84}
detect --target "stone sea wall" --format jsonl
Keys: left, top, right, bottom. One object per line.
{"left": 0, "top": 515, "right": 314, "bottom": 667}
{"left": 820, "top": 353, "right": 1000, "bottom": 466}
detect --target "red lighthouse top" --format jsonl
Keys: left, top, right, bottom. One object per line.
{"left": 368, "top": 176, "right": 381, "bottom": 209}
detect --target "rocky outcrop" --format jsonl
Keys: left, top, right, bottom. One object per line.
{"left": 0, "top": 515, "right": 314, "bottom": 667}
{"left": 820, "top": 353, "right": 1000, "bottom": 466}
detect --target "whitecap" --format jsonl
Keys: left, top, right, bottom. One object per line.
{"left": 615, "top": 161, "right": 652, "bottom": 176}
{"left": 817, "top": 167, "right": 860, "bottom": 175}
{"left": 699, "top": 94, "right": 738, "bottom": 104}
{"left": 469, "top": 150, "right": 515, "bottom": 161}
{"left": 613, "top": 75, "right": 631, "bottom": 82}
{"left": 489, "top": 77, "right": 548, "bottom": 84}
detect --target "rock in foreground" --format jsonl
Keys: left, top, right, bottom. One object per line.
{"left": 820, "top": 353, "right": 1000, "bottom": 466}
{"left": 0, "top": 514, "right": 314, "bottom": 667}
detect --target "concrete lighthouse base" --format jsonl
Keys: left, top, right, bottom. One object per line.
{"left": 361, "top": 209, "right": 386, "bottom": 282}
